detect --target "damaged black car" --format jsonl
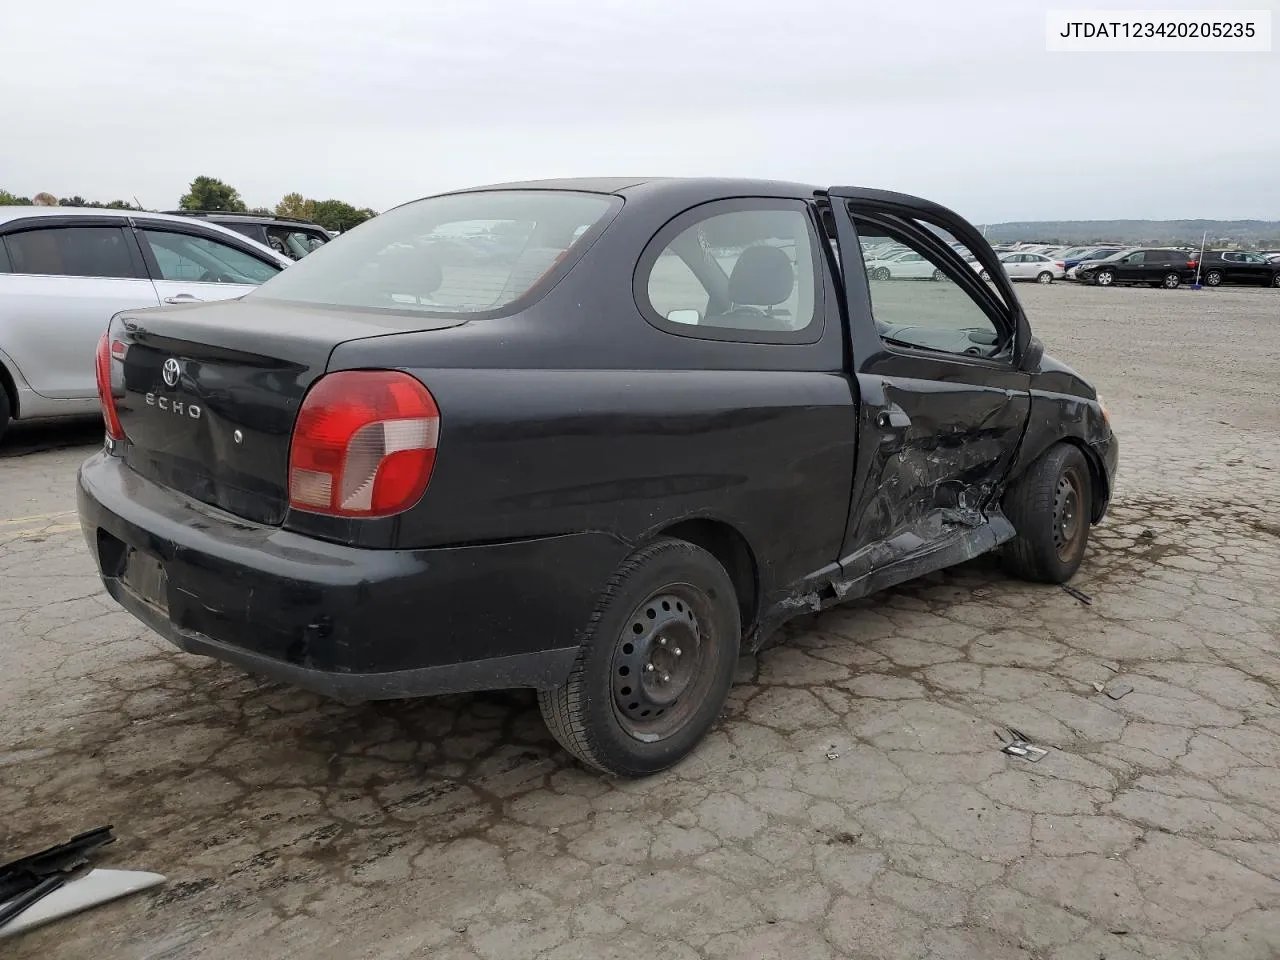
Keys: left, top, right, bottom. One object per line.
{"left": 77, "top": 177, "right": 1118, "bottom": 777}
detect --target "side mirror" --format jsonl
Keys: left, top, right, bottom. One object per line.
{"left": 666, "top": 308, "right": 701, "bottom": 325}
{"left": 1020, "top": 335, "right": 1045, "bottom": 371}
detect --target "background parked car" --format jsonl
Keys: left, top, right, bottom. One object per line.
{"left": 1198, "top": 250, "right": 1280, "bottom": 288}
{"left": 1063, "top": 247, "right": 1124, "bottom": 273}
{"left": 1074, "top": 248, "right": 1199, "bottom": 289}
{"left": 982, "top": 252, "right": 1065, "bottom": 283}
{"left": 0, "top": 207, "right": 291, "bottom": 440}
{"left": 163, "top": 211, "right": 331, "bottom": 261}
{"left": 864, "top": 249, "right": 947, "bottom": 280}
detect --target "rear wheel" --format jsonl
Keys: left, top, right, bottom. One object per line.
{"left": 1036, "top": 271, "right": 1054, "bottom": 284}
{"left": 1095, "top": 269, "right": 1114, "bottom": 286}
{"left": 1271, "top": 273, "right": 1280, "bottom": 288}
{"left": 1001, "top": 443, "right": 1093, "bottom": 584}
{"left": 1204, "top": 269, "right": 1223, "bottom": 287}
{"left": 932, "top": 268, "right": 945, "bottom": 281}
{"left": 873, "top": 267, "right": 890, "bottom": 281}
{"left": 1162, "top": 272, "right": 1181, "bottom": 289}
{"left": 0, "top": 385, "right": 10, "bottom": 443}
{"left": 538, "top": 538, "right": 740, "bottom": 777}
{"left": 980, "top": 269, "right": 991, "bottom": 282}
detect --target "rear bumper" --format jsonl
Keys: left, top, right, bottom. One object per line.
{"left": 77, "top": 452, "right": 628, "bottom": 701}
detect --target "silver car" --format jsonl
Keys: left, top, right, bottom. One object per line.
{"left": 0, "top": 207, "right": 291, "bottom": 440}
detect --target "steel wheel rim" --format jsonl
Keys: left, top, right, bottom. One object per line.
{"left": 1052, "top": 467, "right": 1087, "bottom": 562}
{"left": 611, "top": 586, "right": 718, "bottom": 742}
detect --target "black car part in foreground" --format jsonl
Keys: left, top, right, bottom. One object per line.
{"left": 78, "top": 177, "right": 1118, "bottom": 777}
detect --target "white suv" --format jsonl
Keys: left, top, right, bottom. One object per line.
{"left": 0, "top": 207, "right": 292, "bottom": 440}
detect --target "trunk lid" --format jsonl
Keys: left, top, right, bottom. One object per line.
{"left": 112, "top": 298, "right": 465, "bottom": 525}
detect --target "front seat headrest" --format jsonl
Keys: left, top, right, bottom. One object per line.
{"left": 727, "top": 245, "right": 795, "bottom": 306}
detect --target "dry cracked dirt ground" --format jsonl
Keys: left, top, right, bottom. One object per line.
{"left": 2, "top": 284, "right": 1278, "bottom": 960}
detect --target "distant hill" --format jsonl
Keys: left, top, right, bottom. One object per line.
{"left": 980, "top": 220, "right": 1280, "bottom": 248}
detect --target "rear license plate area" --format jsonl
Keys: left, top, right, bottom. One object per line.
{"left": 120, "top": 547, "right": 169, "bottom": 615}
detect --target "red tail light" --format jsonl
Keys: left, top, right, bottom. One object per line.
{"left": 1187, "top": 259, "right": 1198, "bottom": 268}
{"left": 95, "top": 332, "right": 124, "bottom": 441}
{"left": 1054, "top": 261, "right": 1065, "bottom": 269}
{"left": 288, "top": 370, "right": 440, "bottom": 518}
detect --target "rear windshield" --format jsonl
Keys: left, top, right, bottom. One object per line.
{"left": 250, "top": 190, "right": 619, "bottom": 315}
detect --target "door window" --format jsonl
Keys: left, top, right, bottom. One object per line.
{"left": 142, "top": 230, "right": 282, "bottom": 285}
{"left": 638, "top": 202, "right": 822, "bottom": 342}
{"left": 266, "top": 227, "right": 328, "bottom": 260}
{"left": 2, "top": 226, "right": 140, "bottom": 279}
{"left": 854, "top": 220, "right": 1008, "bottom": 359}
{"left": 1124, "top": 251, "right": 1146, "bottom": 264}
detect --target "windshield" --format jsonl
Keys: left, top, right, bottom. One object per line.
{"left": 250, "top": 190, "right": 619, "bottom": 315}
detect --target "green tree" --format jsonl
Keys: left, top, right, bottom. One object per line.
{"left": 179, "top": 176, "right": 247, "bottom": 212}
{"left": 310, "top": 199, "right": 376, "bottom": 233}
{"left": 0, "top": 190, "right": 34, "bottom": 206}
{"left": 275, "top": 192, "right": 316, "bottom": 221}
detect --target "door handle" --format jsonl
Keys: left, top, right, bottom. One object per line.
{"left": 877, "top": 406, "right": 912, "bottom": 431}
{"left": 163, "top": 294, "right": 200, "bottom": 304}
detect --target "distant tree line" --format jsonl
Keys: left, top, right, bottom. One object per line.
{"left": 0, "top": 176, "right": 378, "bottom": 234}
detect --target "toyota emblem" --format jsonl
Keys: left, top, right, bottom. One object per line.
{"left": 161, "top": 358, "right": 181, "bottom": 388}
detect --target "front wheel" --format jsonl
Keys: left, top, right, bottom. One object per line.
{"left": 1271, "top": 273, "right": 1280, "bottom": 288}
{"left": 538, "top": 538, "right": 741, "bottom": 777}
{"left": 1036, "top": 271, "right": 1054, "bottom": 284}
{"left": 1001, "top": 443, "right": 1094, "bottom": 584}
{"left": 872, "top": 267, "right": 890, "bottom": 281}
{"left": 932, "top": 268, "right": 945, "bottom": 281}
{"left": 1162, "top": 272, "right": 1181, "bottom": 289}
{"left": 980, "top": 269, "right": 991, "bottom": 282}
{"left": 1095, "top": 270, "right": 1114, "bottom": 286}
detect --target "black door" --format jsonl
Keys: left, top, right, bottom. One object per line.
{"left": 827, "top": 189, "right": 1032, "bottom": 590}
{"left": 1113, "top": 250, "right": 1146, "bottom": 282}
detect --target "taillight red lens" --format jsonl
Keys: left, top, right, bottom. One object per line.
{"left": 288, "top": 370, "right": 440, "bottom": 518}
{"left": 95, "top": 332, "right": 124, "bottom": 441}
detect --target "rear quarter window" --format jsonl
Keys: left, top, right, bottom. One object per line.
{"left": 250, "top": 191, "right": 620, "bottom": 317}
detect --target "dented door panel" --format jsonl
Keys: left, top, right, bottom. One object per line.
{"left": 839, "top": 368, "right": 1030, "bottom": 578}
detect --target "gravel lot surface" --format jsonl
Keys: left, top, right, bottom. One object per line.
{"left": 2, "top": 283, "right": 1278, "bottom": 960}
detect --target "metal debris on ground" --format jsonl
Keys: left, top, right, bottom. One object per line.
{"left": 0, "top": 825, "right": 165, "bottom": 939}
{"left": 1061, "top": 584, "right": 1093, "bottom": 605}
{"left": 1105, "top": 683, "right": 1135, "bottom": 700}
{"left": 999, "top": 728, "right": 1048, "bottom": 762}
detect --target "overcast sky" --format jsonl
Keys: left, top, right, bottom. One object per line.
{"left": 3, "top": 0, "right": 1276, "bottom": 222}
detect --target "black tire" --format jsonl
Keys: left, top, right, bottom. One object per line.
{"left": 1162, "top": 272, "right": 1181, "bottom": 289}
{"left": 1036, "top": 271, "right": 1054, "bottom": 284}
{"left": 1095, "top": 269, "right": 1114, "bottom": 286}
{"left": 1204, "top": 269, "right": 1223, "bottom": 287}
{"left": 0, "top": 383, "right": 10, "bottom": 444}
{"left": 538, "top": 537, "right": 740, "bottom": 777}
{"left": 1271, "top": 273, "right": 1280, "bottom": 289}
{"left": 1001, "top": 443, "right": 1093, "bottom": 584}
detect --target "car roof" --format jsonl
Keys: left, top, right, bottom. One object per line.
{"left": 440, "top": 176, "right": 824, "bottom": 200}
{"left": 0, "top": 206, "right": 292, "bottom": 266}
{"left": 161, "top": 210, "right": 325, "bottom": 228}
